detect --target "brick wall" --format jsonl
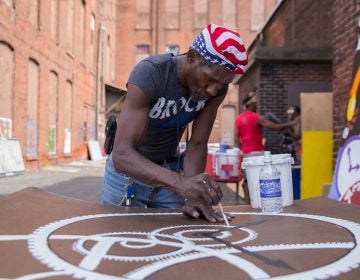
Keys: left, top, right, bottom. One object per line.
{"left": 236, "top": 0, "right": 334, "bottom": 154}
{"left": 265, "top": 0, "right": 333, "bottom": 47}
{"left": 332, "top": 0, "right": 359, "bottom": 157}
{"left": 0, "top": 0, "right": 116, "bottom": 169}
{"left": 259, "top": 61, "right": 332, "bottom": 153}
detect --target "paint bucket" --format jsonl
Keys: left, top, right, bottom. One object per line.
{"left": 214, "top": 148, "right": 241, "bottom": 178}
{"left": 226, "top": 148, "right": 241, "bottom": 177}
{"left": 242, "top": 153, "right": 294, "bottom": 209}
{"left": 215, "top": 152, "right": 229, "bottom": 178}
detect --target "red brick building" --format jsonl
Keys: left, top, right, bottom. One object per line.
{"left": 114, "top": 0, "right": 279, "bottom": 145}
{"left": 332, "top": 0, "right": 360, "bottom": 157}
{"left": 0, "top": 0, "right": 118, "bottom": 169}
{"left": 0, "top": 0, "right": 279, "bottom": 170}
{"left": 235, "top": 0, "right": 334, "bottom": 153}
{"left": 235, "top": 0, "right": 360, "bottom": 161}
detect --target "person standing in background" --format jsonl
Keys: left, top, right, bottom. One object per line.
{"left": 235, "top": 92, "right": 296, "bottom": 203}
{"left": 283, "top": 105, "right": 301, "bottom": 164}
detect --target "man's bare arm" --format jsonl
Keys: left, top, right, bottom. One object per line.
{"left": 257, "top": 115, "right": 295, "bottom": 131}
{"left": 112, "top": 84, "right": 221, "bottom": 205}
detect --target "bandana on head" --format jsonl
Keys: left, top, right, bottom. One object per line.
{"left": 192, "top": 24, "right": 248, "bottom": 74}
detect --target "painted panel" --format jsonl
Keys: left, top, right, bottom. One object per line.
{"left": 301, "top": 131, "right": 333, "bottom": 198}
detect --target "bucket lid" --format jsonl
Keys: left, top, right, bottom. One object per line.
{"left": 242, "top": 153, "right": 294, "bottom": 168}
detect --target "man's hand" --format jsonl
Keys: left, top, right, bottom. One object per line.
{"left": 181, "top": 200, "right": 234, "bottom": 223}
{"left": 179, "top": 173, "right": 223, "bottom": 205}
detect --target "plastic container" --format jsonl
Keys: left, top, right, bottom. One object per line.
{"left": 226, "top": 148, "right": 241, "bottom": 177}
{"left": 214, "top": 149, "right": 241, "bottom": 179}
{"left": 242, "top": 153, "right": 294, "bottom": 209}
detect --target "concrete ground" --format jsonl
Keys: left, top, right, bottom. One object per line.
{"left": 0, "top": 159, "right": 246, "bottom": 206}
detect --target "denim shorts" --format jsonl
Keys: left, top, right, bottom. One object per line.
{"left": 102, "top": 153, "right": 185, "bottom": 209}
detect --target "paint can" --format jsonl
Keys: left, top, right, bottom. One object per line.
{"left": 226, "top": 148, "right": 241, "bottom": 177}
{"left": 242, "top": 153, "right": 294, "bottom": 209}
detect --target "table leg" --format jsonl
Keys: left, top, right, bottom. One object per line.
{"left": 236, "top": 181, "right": 239, "bottom": 204}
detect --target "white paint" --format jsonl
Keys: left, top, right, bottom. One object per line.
{"left": 0, "top": 212, "right": 358, "bottom": 279}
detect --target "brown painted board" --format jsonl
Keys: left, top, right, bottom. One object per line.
{"left": 301, "top": 92, "right": 333, "bottom": 131}
{"left": 0, "top": 187, "right": 359, "bottom": 279}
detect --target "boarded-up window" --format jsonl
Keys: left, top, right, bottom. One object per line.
{"left": 28, "top": 0, "right": 40, "bottom": 28}
{"left": 136, "top": 45, "right": 150, "bottom": 64}
{"left": 90, "top": 13, "right": 95, "bottom": 67}
{"left": 194, "top": 0, "right": 208, "bottom": 29}
{"left": 48, "top": 71, "right": 58, "bottom": 155}
{"left": 66, "top": 0, "right": 74, "bottom": 51}
{"left": 50, "top": 0, "right": 59, "bottom": 43}
{"left": 165, "top": 0, "right": 179, "bottom": 29}
{"left": 80, "top": 0, "right": 86, "bottom": 62}
{"left": 136, "top": 0, "right": 151, "bottom": 29}
{"left": 105, "top": 35, "right": 111, "bottom": 82}
{"left": 251, "top": 0, "right": 265, "bottom": 31}
{"left": 26, "top": 59, "right": 39, "bottom": 159}
{"left": 64, "top": 81, "right": 72, "bottom": 155}
{"left": 0, "top": 42, "right": 14, "bottom": 120}
{"left": 222, "top": 0, "right": 237, "bottom": 30}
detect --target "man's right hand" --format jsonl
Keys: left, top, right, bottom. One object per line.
{"left": 181, "top": 200, "right": 234, "bottom": 223}
{"left": 178, "top": 173, "right": 223, "bottom": 206}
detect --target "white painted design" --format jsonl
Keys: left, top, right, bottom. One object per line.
{"left": 0, "top": 212, "right": 359, "bottom": 279}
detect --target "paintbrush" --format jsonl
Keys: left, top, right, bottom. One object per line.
{"left": 218, "top": 202, "right": 230, "bottom": 227}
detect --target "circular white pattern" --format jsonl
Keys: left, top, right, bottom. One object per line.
{"left": 23, "top": 212, "right": 360, "bottom": 280}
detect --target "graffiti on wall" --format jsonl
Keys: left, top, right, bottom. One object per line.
{"left": 26, "top": 117, "right": 38, "bottom": 159}
{"left": 0, "top": 117, "right": 12, "bottom": 138}
{"left": 330, "top": 17, "right": 360, "bottom": 205}
{"left": 48, "top": 126, "right": 56, "bottom": 155}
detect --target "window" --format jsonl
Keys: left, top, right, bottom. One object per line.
{"left": 251, "top": 0, "right": 265, "bottom": 31}
{"left": 66, "top": 0, "right": 74, "bottom": 51}
{"left": 194, "top": 0, "right": 208, "bottom": 29}
{"left": 48, "top": 71, "right": 58, "bottom": 155}
{"left": 64, "top": 81, "right": 72, "bottom": 155}
{"left": 50, "top": 0, "right": 59, "bottom": 43}
{"left": 136, "top": 45, "right": 150, "bottom": 64}
{"left": 90, "top": 13, "right": 95, "bottom": 67}
{"left": 0, "top": 42, "right": 14, "bottom": 138}
{"left": 222, "top": 0, "right": 237, "bottom": 30}
{"left": 105, "top": 35, "right": 111, "bottom": 81}
{"left": 26, "top": 59, "right": 40, "bottom": 159}
{"left": 80, "top": 0, "right": 86, "bottom": 62}
{"left": 165, "top": 0, "right": 179, "bottom": 29}
{"left": 135, "top": 0, "right": 151, "bottom": 29}
{"left": 165, "top": 45, "right": 179, "bottom": 56}
{"left": 28, "top": 0, "right": 40, "bottom": 28}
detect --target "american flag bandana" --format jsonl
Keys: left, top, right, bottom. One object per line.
{"left": 192, "top": 24, "right": 248, "bottom": 74}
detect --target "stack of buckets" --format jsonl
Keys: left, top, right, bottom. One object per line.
{"left": 241, "top": 153, "right": 294, "bottom": 209}
{"left": 206, "top": 144, "right": 241, "bottom": 179}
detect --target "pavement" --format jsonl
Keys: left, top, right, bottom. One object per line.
{"left": 0, "top": 159, "right": 245, "bottom": 206}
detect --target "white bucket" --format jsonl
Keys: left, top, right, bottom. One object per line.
{"left": 242, "top": 153, "right": 294, "bottom": 209}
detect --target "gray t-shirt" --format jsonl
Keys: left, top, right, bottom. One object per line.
{"left": 127, "top": 54, "right": 228, "bottom": 162}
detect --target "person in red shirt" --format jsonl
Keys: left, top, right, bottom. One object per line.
{"left": 235, "top": 92, "right": 296, "bottom": 202}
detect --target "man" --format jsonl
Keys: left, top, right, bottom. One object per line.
{"left": 284, "top": 105, "right": 301, "bottom": 163}
{"left": 235, "top": 92, "right": 296, "bottom": 156}
{"left": 102, "top": 24, "right": 248, "bottom": 222}
{"left": 235, "top": 92, "right": 296, "bottom": 202}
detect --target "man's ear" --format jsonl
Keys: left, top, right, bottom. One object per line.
{"left": 187, "top": 49, "right": 197, "bottom": 63}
